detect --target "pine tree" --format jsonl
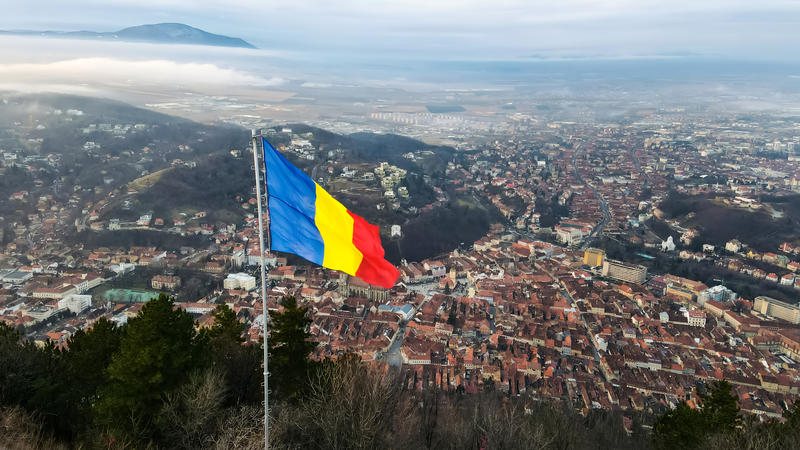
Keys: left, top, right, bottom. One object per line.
{"left": 95, "top": 294, "right": 202, "bottom": 440}
{"left": 652, "top": 401, "right": 705, "bottom": 449}
{"left": 268, "top": 296, "right": 317, "bottom": 401}
{"left": 204, "top": 303, "right": 262, "bottom": 405}
{"left": 700, "top": 379, "right": 740, "bottom": 432}
{"left": 63, "top": 317, "right": 123, "bottom": 434}
{"left": 207, "top": 303, "right": 245, "bottom": 344}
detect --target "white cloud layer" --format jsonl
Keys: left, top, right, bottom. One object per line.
{"left": 0, "top": 57, "right": 283, "bottom": 92}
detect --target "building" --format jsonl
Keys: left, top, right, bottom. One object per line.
{"left": 224, "top": 273, "right": 257, "bottom": 291}
{"left": 725, "top": 239, "right": 742, "bottom": 253}
{"left": 685, "top": 309, "right": 707, "bottom": 327}
{"left": 32, "top": 284, "right": 77, "bottom": 299}
{"left": 661, "top": 236, "right": 676, "bottom": 252}
{"left": 339, "top": 273, "right": 389, "bottom": 302}
{"left": 556, "top": 226, "right": 583, "bottom": 246}
{"left": 584, "top": 248, "right": 605, "bottom": 267}
{"left": 602, "top": 259, "right": 647, "bottom": 285}
{"left": 0, "top": 269, "right": 33, "bottom": 285}
{"left": 151, "top": 275, "right": 181, "bottom": 291}
{"left": 666, "top": 284, "right": 696, "bottom": 302}
{"left": 697, "top": 285, "right": 737, "bottom": 304}
{"left": 391, "top": 224, "right": 402, "bottom": 238}
{"left": 754, "top": 296, "right": 800, "bottom": 324}
{"left": 58, "top": 294, "right": 92, "bottom": 314}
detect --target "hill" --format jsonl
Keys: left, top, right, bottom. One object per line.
{"left": 659, "top": 192, "right": 797, "bottom": 251}
{"left": 0, "top": 94, "right": 495, "bottom": 262}
{"left": 0, "top": 23, "right": 256, "bottom": 48}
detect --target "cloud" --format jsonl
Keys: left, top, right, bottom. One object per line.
{"left": 2, "top": 1, "right": 799, "bottom": 61}
{"left": 0, "top": 57, "right": 284, "bottom": 92}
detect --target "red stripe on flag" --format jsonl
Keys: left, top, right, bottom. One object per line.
{"left": 349, "top": 211, "right": 399, "bottom": 289}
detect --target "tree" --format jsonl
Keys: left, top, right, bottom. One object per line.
{"left": 653, "top": 401, "right": 705, "bottom": 449}
{"left": 0, "top": 323, "right": 75, "bottom": 439}
{"left": 272, "top": 352, "right": 414, "bottom": 450}
{"left": 653, "top": 380, "right": 741, "bottom": 449}
{"left": 204, "top": 304, "right": 262, "bottom": 406}
{"left": 207, "top": 303, "right": 244, "bottom": 344}
{"left": 65, "top": 318, "right": 122, "bottom": 401}
{"left": 62, "top": 318, "right": 123, "bottom": 434}
{"left": 96, "top": 294, "right": 202, "bottom": 441}
{"left": 268, "top": 296, "right": 316, "bottom": 401}
{"left": 156, "top": 368, "right": 227, "bottom": 450}
{"left": 700, "top": 379, "right": 740, "bottom": 432}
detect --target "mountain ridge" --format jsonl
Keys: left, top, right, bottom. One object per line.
{"left": 0, "top": 22, "right": 256, "bottom": 49}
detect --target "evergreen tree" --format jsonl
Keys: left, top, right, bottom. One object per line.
{"left": 207, "top": 303, "right": 245, "bottom": 344}
{"left": 653, "top": 379, "right": 742, "bottom": 449}
{"left": 204, "top": 303, "right": 262, "bottom": 405}
{"left": 95, "top": 294, "right": 202, "bottom": 440}
{"left": 652, "top": 401, "right": 705, "bottom": 449}
{"left": 268, "top": 296, "right": 317, "bottom": 401}
{"left": 700, "top": 379, "right": 740, "bottom": 432}
{"left": 63, "top": 317, "right": 123, "bottom": 433}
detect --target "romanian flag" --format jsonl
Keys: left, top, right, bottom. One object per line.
{"left": 262, "top": 137, "right": 399, "bottom": 289}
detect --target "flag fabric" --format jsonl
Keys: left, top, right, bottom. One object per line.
{"left": 262, "top": 137, "right": 399, "bottom": 289}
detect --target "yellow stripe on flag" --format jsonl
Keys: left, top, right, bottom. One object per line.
{"left": 314, "top": 183, "right": 364, "bottom": 275}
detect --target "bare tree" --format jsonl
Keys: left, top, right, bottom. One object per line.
{"left": 157, "top": 368, "right": 227, "bottom": 449}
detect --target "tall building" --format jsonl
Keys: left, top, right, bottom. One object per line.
{"left": 584, "top": 248, "right": 605, "bottom": 267}
{"left": 602, "top": 259, "right": 647, "bottom": 285}
{"left": 754, "top": 296, "right": 800, "bottom": 324}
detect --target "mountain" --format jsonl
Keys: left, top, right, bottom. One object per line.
{"left": 0, "top": 23, "right": 256, "bottom": 49}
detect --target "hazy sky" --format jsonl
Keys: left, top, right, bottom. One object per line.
{"left": 3, "top": 0, "right": 800, "bottom": 61}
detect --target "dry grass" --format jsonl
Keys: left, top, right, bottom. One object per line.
{"left": 126, "top": 167, "right": 174, "bottom": 192}
{"left": 0, "top": 407, "right": 67, "bottom": 450}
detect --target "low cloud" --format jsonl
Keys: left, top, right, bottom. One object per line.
{"left": 0, "top": 57, "right": 283, "bottom": 93}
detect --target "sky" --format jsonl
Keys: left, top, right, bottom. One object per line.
{"left": 2, "top": 0, "right": 800, "bottom": 61}
{"left": 1, "top": 1, "right": 800, "bottom": 99}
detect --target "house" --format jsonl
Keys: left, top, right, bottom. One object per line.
{"left": 765, "top": 273, "right": 779, "bottom": 283}
{"left": 725, "top": 239, "right": 742, "bottom": 253}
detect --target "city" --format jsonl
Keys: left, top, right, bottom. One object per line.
{"left": 2, "top": 1, "right": 800, "bottom": 449}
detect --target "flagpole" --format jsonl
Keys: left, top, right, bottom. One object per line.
{"left": 251, "top": 129, "right": 270, "bottom": 450}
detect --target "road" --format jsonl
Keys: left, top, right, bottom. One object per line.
{"left": 383, "top": 321, "right": 408, "bottom": 367}
{"left": 571, "top": 144, "right": 611, "bottom": 250}
{"left": 378, "top": 285, "right": 439, "bottom": 367}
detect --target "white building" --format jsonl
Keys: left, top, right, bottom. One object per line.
{"left": 137, "top": 213, "right": 152, "bottom": 226}
{"left": 661, "top": 236, "right": 676, "bottom": 252}
{"left": 224, "top": 273, "right": 257, "bottom": 291}
{"left": 697, "top": 285, "right": 737, "bottom": 304}
{"left": 555, "top": 226, "right": 583, "bottom": 246}
{"left": 109, "top": 263, "right": 136, "bottom": 275}
{"left": 58, "top": 294, "right": 92, "bottom": 314}
{"left": 725, "top": 239, "right": 742, "bottom": 253}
